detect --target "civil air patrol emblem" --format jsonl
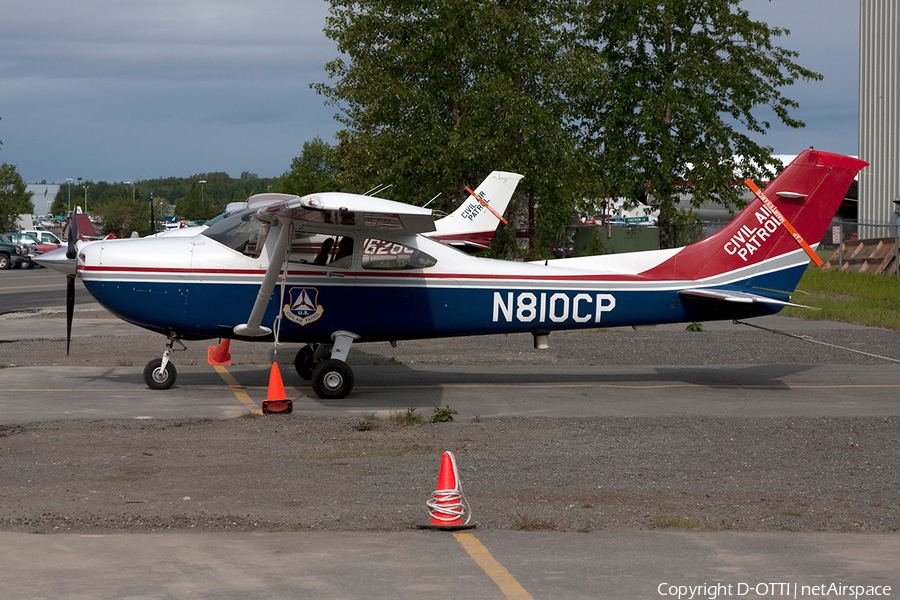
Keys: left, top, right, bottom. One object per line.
{"left": 284, "top": 287, "right": 324, "bottom": 326}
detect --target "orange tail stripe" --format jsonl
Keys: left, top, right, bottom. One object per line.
{"left": 465, "top": 186, "right": 508, "bottom": 225}
{"left": 744, "top": 179, "right": 823, "bottom": 267}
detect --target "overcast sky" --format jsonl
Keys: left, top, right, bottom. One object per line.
{"left": 1, "top": 0, "right": 860, "bottom": 184}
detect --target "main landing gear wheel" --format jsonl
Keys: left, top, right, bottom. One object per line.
{"left": 143, "top": 358, "right": 177, "bottom": 390}
{"left": 311, "top": 359, "right": 354, "bottom": 400}
{"left": 295, "top": 345, "right": 326, "bottom": 381}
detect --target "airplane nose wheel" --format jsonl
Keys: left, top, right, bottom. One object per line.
{"left": 143, "top": 358, "right": 177, "bottom": 390}
{"left": 311, "top": 359, "right": 354, "bottom": 400}
{"left": 143, "top": 335, "right": 184, "bottom": 390}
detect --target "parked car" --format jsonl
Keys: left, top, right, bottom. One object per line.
{"left": 5, "top": 232, "right": 58, "bottom": 255}
{"left": 0, "top": 233, "right": 34, "bottom": 269}
{"left": 20, "top": 229, "right": 64, "bottom": 246}
{"left": 551, "top": 240, "right": 575, "bottom": 259}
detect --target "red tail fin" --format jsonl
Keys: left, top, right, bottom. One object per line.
{"left": 643, "top": 149, "right": 868, "bottom": 281}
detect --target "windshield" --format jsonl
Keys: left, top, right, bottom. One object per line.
{"left": 204, "top": 209, "right": 244, "bottom": 228}
{"left": 201, "top": 208, "right": 267, "bottom": 256}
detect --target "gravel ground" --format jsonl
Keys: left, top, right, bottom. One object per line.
{"left": 2, "top": 309, "right": 900, "bottom": 534}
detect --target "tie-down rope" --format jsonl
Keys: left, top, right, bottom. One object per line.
{"left": 734, "top": 319, "right": 900, "bottom": 364}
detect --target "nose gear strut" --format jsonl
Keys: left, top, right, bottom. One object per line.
{"left": 143, "top": 334, "right": 187, "bottom": 390}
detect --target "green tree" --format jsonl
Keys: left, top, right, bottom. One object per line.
{"left": 50, "top": 189, "right": 68, "bottom": 217}
{"left": 278, "top": 136, "right": 339, "bottom": 196}
{"left": 315, "top": 0, "right": 817, "bottom": 252}
{"left": 314, "top": 0, "right": 584, "bottom": 250}
{"left": 176, "top": 179, "right": 225, "bottom": 220}
{"left": 569, "top": 0, "right": 820, "bottom": 246}
{"left": 0, "top": 163, "right": 35, "bottom": 232}
{"left": 93, "top": 186, "right": 151, "bottom": 237}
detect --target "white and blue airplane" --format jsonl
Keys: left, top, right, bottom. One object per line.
{"left": 39, "top": 150, "right": 866, "bottom": 399}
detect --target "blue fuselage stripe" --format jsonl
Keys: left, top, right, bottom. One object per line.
{"left": 82, "top": 264, "right": 804, "bottom": 342}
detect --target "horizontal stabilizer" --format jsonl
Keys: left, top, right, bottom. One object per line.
{"left": 678, "top": 288, "right": 818, "bottom": 310}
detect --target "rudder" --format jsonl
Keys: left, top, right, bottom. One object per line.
{"left": 643, "top": 149, "right": 868, "bottom": 284}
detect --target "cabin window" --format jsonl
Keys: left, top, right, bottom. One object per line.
{"left": 289, "top": 231, "right": 354, "bottom": 269}
{"left": 361, "top": 238, "right": 436, "bottom": 270}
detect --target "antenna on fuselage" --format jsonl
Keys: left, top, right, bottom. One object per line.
{"left": 423, "top": 193, "right": 441, "bottom": 208}
{"left": 363, "top": 183, "right": 392, "bottom": 197}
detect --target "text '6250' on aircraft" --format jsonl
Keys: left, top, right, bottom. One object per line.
{"left": 38, "top": 151, "right": 867, "bottom": 399}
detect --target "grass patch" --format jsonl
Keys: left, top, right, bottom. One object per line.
{"left": 511, "top": 510, "right": 565, "bottom": 531}
{"left": 352, "top": 413, "right": 382, "bottom": 431}
{"left": 430, "top": 405, "right": 458, "bottom": 423}
{"left": 780, "top": 266, "right": 900, "bottom": 330}
{"left": 651, "top": 512, "right": 700, "bottom": 529}
{"left": 390, "top": 408, "right": 425, "bottom": 427}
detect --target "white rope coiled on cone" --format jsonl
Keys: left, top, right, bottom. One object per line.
{"left": 426, "top": 488, "right": 472, "bottom": 524}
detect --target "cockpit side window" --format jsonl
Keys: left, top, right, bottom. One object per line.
{"left": 361, "top": 238, "right": 437, "bottom": 270}
{"left": 288, "top": 231, "right": 354, "bottom": 269}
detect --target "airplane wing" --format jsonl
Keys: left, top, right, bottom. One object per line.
{"left": 255, "top": 192, "right": 435, "bottom": 233}
{"left": 678, "top": 288, "right": 817, "bottom": 310}
{"left": 233, "top": 191, "right": 436, "bottom": 338}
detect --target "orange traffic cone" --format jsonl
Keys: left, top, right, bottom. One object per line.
{"left": 207, "top": 338, "right": 232, "bottom": 366}
{"left": 419, "top": 451, "right": 475, "bottom": 530}
{"left": 261, "top": 363, "right": 293, "bottom": 414}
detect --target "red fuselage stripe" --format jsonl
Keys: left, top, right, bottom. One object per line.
{"left": 78, "top": 264, "right": 655, "bottom": 283}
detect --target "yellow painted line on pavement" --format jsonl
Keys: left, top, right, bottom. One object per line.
{"left": 7, "top": 383, "right": 900, "bottom": 393}
{"left": 0, "top": 283, "right": 67, "bottom": 290}
{"left": 213, "top": 365, "right": 262, "bottom": 414}
{"left": 454, "top": 533, "right": 533, "bottom": 600}
{"left": 3, "top": 386, "right": 269, "bottom": 393}
{"left": 356, "top": 383, "right": 900, "bottom": 391}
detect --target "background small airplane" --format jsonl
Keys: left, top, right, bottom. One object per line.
{"left": 38, "top": 150, "right": 866, "bottom": 400}
{"left": 150, "top": 170, "right": 522, "bottom": 249}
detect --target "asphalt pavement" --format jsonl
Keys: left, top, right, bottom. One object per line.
{"left": 1, "top": 530, "right": 896, "bottom": 600}
{"left": 1, "top": 269, "right": 899, "bottom": 599}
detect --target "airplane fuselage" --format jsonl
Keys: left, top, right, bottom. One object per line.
{"left": 76, "top": 226, "right": 793, "bottom": 344}
{"left": 44, "top": 150, "right": 869, "bottom": 398}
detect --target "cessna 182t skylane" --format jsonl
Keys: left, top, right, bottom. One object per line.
{"left": 39, "top": 150, "right": 866, "bottom": 400}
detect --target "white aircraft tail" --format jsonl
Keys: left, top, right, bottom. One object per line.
{"left": 429, "top": 171, "right": 523, "bottom": 252}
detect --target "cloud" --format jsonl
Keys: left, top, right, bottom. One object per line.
{"left": 1, "top": 0, "right": 860, "bottom": 183}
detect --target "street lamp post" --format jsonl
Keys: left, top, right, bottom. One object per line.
{"left": 127, "top": 176, "right": 143, "bottom": 203}
{"left": 149, "top": 193, "right": 156, "bottom": 235}
{"left": 66, "top": 178, "right": 73, "bottom": 213}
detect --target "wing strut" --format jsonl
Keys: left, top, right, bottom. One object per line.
{"left": 234, "top": 218, "right": 292, "bottom": 337}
